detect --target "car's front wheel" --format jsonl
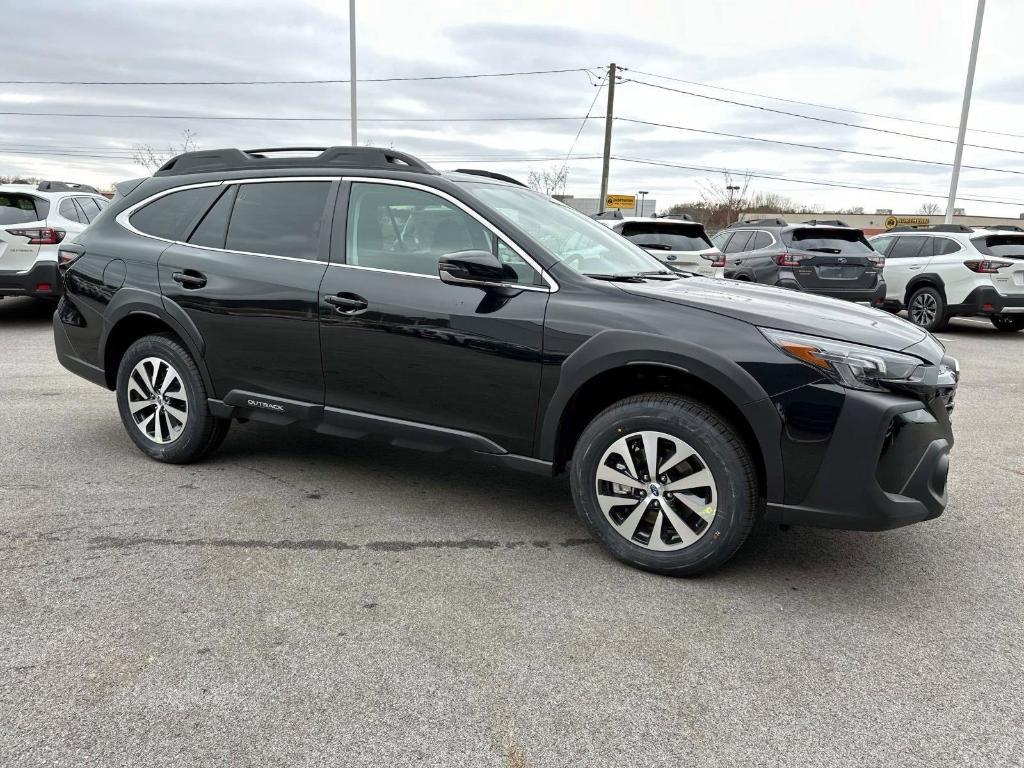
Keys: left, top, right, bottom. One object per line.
{"left": 991, "top": 315, "right": 1024, "bottom": 333}
{"left": 906, "top": 286, "right": 948, "bottom": 331}
{"left": 115, "top": 334, "right": 230, "bottom": 463}
{"left": 570, "top": 394, "right": 759, "bottom": 576}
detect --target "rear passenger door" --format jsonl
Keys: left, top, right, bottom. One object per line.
{"left": 155, "top": 179, "right": 336, "bottom": 404}
{"left": 879, "top": 235, "right": 931, "bottom": 303}
{"left": 721, "top": 230, "right": 752, "bottom": 279}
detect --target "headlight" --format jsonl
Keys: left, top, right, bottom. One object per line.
{"left": 760, "top": 328, "right": 925, "bottom": 392}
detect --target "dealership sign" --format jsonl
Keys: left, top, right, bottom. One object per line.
{"left": 606, "top": 194, "right": 637, "bottom": 209}
{"left": 884, "top": 215, "right": 931, "bottom": 230}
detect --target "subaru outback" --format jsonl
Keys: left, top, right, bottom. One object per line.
{"left": 54, "top": 147, "right": 958, "bottom": 575}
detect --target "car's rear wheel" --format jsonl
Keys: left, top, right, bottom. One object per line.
{"left": 116, "top": 334, "right": 230, "bottom": 463}
{"left": 906, "top": 286, "right": 948, "bottom": 331}
{"left": 570, "top": 393, "right": 758, "bottom": 576}
{"left": 990, "top": 315, "right": 1024, "bottom": 332}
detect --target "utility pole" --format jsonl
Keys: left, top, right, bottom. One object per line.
{"left": 598, "top": 63, "right": 617, "bottom": 214}
{"left": 945, "top": 0, "right": 985, "bottom": 223}
{"left": 349, "top": 0, "right": 358, "bottom": 146}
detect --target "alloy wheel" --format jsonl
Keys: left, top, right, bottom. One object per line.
{"left": 909, "top": 292, "right": 938, "bottom": 326}
{"left": 126, "top": 356, "right": 189, "bottom": 444}
{"left": 594, "top": 430, "right": 718, "bottom": 551}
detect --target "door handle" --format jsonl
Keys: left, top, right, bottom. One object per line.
{"left": 172, "top": 270, "right": 207, "bottom": 289}
{"left": 909, "top": 265, "right": 921, "bottom": 270}
{"left": 324, "top": 293, "right": 368, "bottom": 314}
{"left": 734, "top": 260, "right": 743, "bottom": 265}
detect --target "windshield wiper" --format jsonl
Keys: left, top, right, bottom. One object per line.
{"left": 583, "top": 270, "right": 679, "bottom": 282}
{"left": 805, "top": 247, "right": 842, "bottom": 254}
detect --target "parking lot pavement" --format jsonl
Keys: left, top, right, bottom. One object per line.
{"left": 1, "top": 296, "right": 1021, "bottom": 768}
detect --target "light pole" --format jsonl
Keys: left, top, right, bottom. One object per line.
{"left": 637, "top": 190, "right": 648, "bottom": 217}
{"left": 945, "top": 0, "right": 985, "bottom": 223}
{"left": 726, "top": 184, "right": 740, "bottom": 226}
{"left": 349, "top": 0, "right": 358, "bottom": 146}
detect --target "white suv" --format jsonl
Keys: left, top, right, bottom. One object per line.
{"left": 869, "top": 225, "right": 1024, "bottom": 332}
{"left": 0, "top": 181, "right": 109, "bottom": 301}
{"left": 598, "top": 216, "right": 721, "bottom": 277}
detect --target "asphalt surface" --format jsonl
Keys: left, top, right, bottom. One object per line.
{"left": 1, "top": 296, "right": 1022, "bottom": 767}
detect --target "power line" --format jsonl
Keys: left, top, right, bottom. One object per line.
{"left": 0, "top": 110, "right": 599, "bottom": 123}
{"left": 623, "top": 78, "right": 1024, "bottom": 157}
{"left": 626, "top": 68, "right": 1024, "bottom": 141}
{"left": 0, "top": 67, "right": 599, "bottom": 86}
{"left": 616, "top": 117, "right": 1024, "bottom": 177}
{"left": 612, "top": 156, "right": 1024, "bottom": 207}
{"left": 559, "top": 73, "right": 608, "bottom": 178}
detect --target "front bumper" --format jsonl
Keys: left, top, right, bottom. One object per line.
{"left": 0, "top": 261, "right": 61, "bottom": 299}
{"left": 765, "top": 386, "right": 954, "bottom": 531}
{"left": 947, "top": 285, "right": 1024, "bottom": 316}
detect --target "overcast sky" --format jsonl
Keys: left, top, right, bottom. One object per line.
{"left": 3, "top": 0, "right": 1023, "bottom": 215}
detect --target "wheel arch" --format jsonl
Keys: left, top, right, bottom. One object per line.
{"left": 904, "top": 274, "right": 946, "bottom": 307}
{"left": 100, "top": 290, "right": 212, "bottom": 393}
{"left": 538, "top": 331, "right": 784, "bottom": 502}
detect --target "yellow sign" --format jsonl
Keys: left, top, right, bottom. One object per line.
{"left": 884, "top": 215, "right": 930, "bottom": 230}
{"left": 606, "top": 194, "right": 637, "bottom": 210}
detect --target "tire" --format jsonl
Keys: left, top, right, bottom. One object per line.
{"left": 906, "top": 286, "right": 948, "bottom": 331}
{"left": 991, "top": 315, "right": 1024, "bottom": 333}
{"left": 115, "top": 333, "right": 230, "bottom": 464}
{"left": 570, "top": 393, "right": 759, "bottom": 576}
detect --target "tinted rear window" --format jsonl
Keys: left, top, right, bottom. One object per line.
{"left": 225, "top": 181, "right": 332, "bottom": 260}
{"left": 973, "top": 235, "right": 1024, "bottom": 259}
{"left": 0, "top": 193, "right": 42, "bottom": 225}
{"left": 784, "top": 228, "right": 872, "bottom": 254}
{"left": 618, "top": 222, "right": 711, "bottom": 252}
{"left": 131, "top": 186, "right": 220, "bottom": 240}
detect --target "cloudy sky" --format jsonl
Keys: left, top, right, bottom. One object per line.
{"left": 3, "top": 0, "right": 1023, "bottom": 215}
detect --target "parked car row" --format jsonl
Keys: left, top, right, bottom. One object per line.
{"left": 0, "top": 181, "right": 110, "bottom": 302}
{"left": 598, "top": 213, "right": 1024, "bottom": 333}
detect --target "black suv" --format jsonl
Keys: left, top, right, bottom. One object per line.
{"left": 54, "top": 147, "right": 958, "bottom": 575}
{"left": 711, "top": 218, "right": 887, "bottom": 305}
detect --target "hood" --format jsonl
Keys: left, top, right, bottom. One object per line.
{"left": 619, "top": 277, "right": 939, "bottom": 361}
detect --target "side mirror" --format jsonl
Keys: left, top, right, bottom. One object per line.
{"left": 438, "top": 250, "right": 519, "bottom": 288}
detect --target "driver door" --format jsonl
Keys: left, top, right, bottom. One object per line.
{"left": 317, "top": 180, "right": 549, "bottom": 456}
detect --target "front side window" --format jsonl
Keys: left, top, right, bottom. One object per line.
{"left": 0, "top": 193, "right": 41, "bottom": 225}
{"left": 710, "top": 231, "right": 731, "bottom": 250}
{"left": 346, "top": 182, "right": 538, "bottom": 283}
{"left": 130, "top": 185, "right": 220, "bottom": 241}
{"left": 226, "top": 181, "right": 331, "bottom": 260}
{"left": 724, "top": 231, "right": 752, "bottom": 253}
{"left": 457, "top": 181, "right": 666, "bottom": 277}
{"left": 887, "top": 236, "right": 927, "bottom": 260}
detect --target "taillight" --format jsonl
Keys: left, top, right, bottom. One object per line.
{"left": 5, "top": 227, "right": 65, "bottom": 245}
{"left": 963, "top": 259, "right": 1012, "bottom": 274}
{"left": 704, "top": 251, "right": 726, "bottom": 268}
{"left": 773, "top": 251, "right": 803, "bottom": 267}
{"left": 868, "top": 255, "right": 885, "bottom": 269}
{"left": 58, "top": 249, "right": 81, "bottom": 270}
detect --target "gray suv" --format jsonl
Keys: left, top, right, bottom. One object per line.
{"left": 710, "top": 218, "right": 887, "bottom": 305}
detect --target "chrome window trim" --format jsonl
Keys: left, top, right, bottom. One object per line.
{"left": 343, "top": 176, "right": 558, "bottom": 293}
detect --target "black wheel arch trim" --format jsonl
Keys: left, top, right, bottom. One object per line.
{"left": 904, "top": 274, "right": 947, "bottom": 305}
{"left": 100, "top": 288, "right": 214, "bottom": 394}
{"left": 536, "top": 329, "right": 785, "bottom": 500}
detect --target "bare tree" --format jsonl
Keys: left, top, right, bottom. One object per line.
{"left": 131, "top": 129, "right": 198, "bottom": 172}
{"left": 0, "top": 175, "right": 42, "bottom": 184}
{"left": 697, "top": 172, "right": 752, "bottom": 229}
{"left": 527, "top": 165, "right": 568, "bottom": 197}
{"left": 918, "top": 201, "right": 943, "bottom": 215}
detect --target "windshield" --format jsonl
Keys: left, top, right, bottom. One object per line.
{"left": 459, "top": 181, "right": 667, "bottom": 276}
{"left": 619, "top": 222, "right": 712, "bottom": 252}
{"left": 783, "top": 228, "right": 873, "bottom": 254}
{"left": 973, "top": 235, "right": 1024, "bottom": 259}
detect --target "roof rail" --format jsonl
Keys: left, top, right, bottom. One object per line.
{"left": 452, "top": 168, "right": 527, "bottom": 187}
{"left": 801, "top": 218, "right": 849, "bottom": 227}
{"left": 37, "top": 180, "right": 100, "bottom": 194}
{"left": 154, "top": 146, "right": 438, "bottom": 176}
{"left": 889, "top": 224, "right": 974, "bottom": 233}
{"left": 728, "top": 217, "right": 787, "bottom": 228}
{"left": 592, "top": 210, "right": 623, "bottom": 220}
{"left": 987, "top": 224, "right": 1024, "bottom": 232}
